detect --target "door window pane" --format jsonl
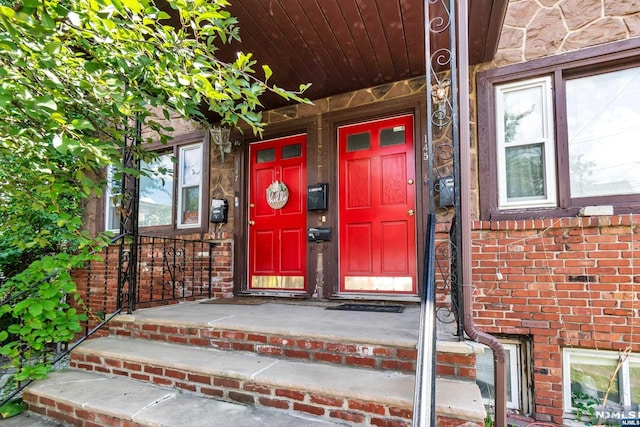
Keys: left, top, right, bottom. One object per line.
{"left": 282, "top": 143, "right": 302, "bottom": 159}
{"left": 257, "top": 148, "right": 275, "bottom": 163}
{"left": 347, "top": 132, "right": 370, "bottom": 152}
{"left": 380, "top": 126, "right": 405, "bottom": 147}
{"left": 506, "top": 144, "right": 545, "bottom": 199}
{"left": 139, "top": 154, "right": 174, "bottom": 227}
{"left": 566, "top": 67, "right": 640, "bottom": 198}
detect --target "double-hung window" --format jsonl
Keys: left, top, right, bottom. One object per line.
{"left": 105, "top": 133, "right": 208, "bottom": 234}
{"left": 495, "top": 77, "right": 556, "bottom": 209}
{"left": 478, "top": 39, "right": 640, "bottom": 219}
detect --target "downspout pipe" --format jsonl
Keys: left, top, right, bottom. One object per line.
{"left": 456, "top": 1, "right": 508, "bottom": 425}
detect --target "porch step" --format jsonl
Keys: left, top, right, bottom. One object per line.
{"left": 69, "top": 336, "right": 413, "bottom": 425}
{"left": 23, "top": 369, "right": 345, "bottom": 426}
{"left": 105, "top": 302, "right": 478, "bottom": 377}
{"left": 61, "top": 336, "right": 485, "bottom": 426}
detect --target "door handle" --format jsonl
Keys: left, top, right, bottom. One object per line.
{"left": 248, "top": 220, "right": 255, "bottom": 225}
{"left": 408, "top": 179, "right": 414, "bottom": 185}
{"left": 408, "top": 210, "right": 415, "bottom": 216}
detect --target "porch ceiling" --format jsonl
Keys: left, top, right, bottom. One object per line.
{"left": 200, "top": 0, "right": 507, "bottom": 118}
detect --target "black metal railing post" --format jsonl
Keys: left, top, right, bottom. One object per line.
{"left": 116, "top": 117, "right": 141, "bottom": 314}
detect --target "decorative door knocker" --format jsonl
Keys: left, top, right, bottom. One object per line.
{"left": 266, "top": 180, "right": 289, "bottom": 209}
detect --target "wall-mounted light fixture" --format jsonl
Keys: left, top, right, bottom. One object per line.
{"left": 431, "top": 79, "right": 451, "bottom": 129}
{"left": 210, "top": 126, "right": 232, "bottom": 161}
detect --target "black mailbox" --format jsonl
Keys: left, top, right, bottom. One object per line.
{"left": 437, "top": 176, "right": 455, "bottom": 207}
{"left": 210, "top": 198, "right": 228, "bottom": 223}
{"left": 308, "top": 227, "right": 332, "bottom": 242}
{"left": 307, "top": 183, "right": 328, "bottom": 211}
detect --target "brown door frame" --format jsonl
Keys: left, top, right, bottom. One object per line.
{"left": 321, "top": 94, "right": 427, "bottom": 299}
{"left": 233, "top": 117, "right": 319, "bottom": 297}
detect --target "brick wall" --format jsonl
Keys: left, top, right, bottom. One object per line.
{"left": 470, "top": 214, "right": 640, "bottom": 422}
{"left": 72, "top": 233, "right": 233, "bottom": 330}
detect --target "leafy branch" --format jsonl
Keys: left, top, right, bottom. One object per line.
{"left": 0, "top": 0, "right": 312, "bottom": 397}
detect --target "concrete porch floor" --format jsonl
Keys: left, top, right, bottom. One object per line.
{"left": 121, "top": 299, "right": 422, "bottom": 348}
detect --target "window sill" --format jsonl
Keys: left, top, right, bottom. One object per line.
{"left": 484, "top": 202, "right": 640, "bottom": 222}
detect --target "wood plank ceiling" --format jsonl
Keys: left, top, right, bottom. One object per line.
{"left": 215, "top": 0, "right": 508, "bottom": 112}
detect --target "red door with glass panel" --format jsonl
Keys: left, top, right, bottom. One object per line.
{"left": 248, "top": 135, "right": 307, "bottom": 291}
{"left": 338, "top": 115, "right": 417, "bottom": 294}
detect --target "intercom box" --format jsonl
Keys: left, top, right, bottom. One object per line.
{"left": 307, "top": 183, "right": 328, "bottom": 211}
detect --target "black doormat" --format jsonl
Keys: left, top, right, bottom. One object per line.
{"left": 326, "top": 303, "right": 405, "bottom": 313}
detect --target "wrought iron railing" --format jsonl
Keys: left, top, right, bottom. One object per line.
{"left": 425, "top": 0, "right": 464, "bottom": 337}
{"left": 76, "top": 235, "right": 217, "bottom": 330}
{"left": 120, "top": 235, "right": 216, "bottom": 311}
{"left": 0, "top": 234, "right": 216, "bottom": 407}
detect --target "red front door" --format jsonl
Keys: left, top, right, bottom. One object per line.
{"left": 338, "top": 115, "right": 417, "bottom": 294}
{"left": 248, "top": 135, "right": 307, "bottom": 291}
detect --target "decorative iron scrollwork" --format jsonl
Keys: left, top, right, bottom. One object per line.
{"left": 426, "top": 0, "right": 464, "bottom": 336}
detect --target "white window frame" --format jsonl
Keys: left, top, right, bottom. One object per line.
{"left": 105, "top": 141, "right": 205, "bottom": 232}
{"left": 476, "top": 342, "right": 522, "bottom": 410}
{"left": 495, "top": 76, "right": 557, "bottom": 210}
{"left": 105, "top": 166, "right": 120, "bottom": 233}
{"left": 562, "top": 348, "right": 639, "bottom": 416}
{"left": 177, "top": 143, "right": 203, "bottom": 229}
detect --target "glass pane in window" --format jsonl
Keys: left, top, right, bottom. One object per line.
{"left": 182, "top": 146, "right": 202, "bottom": 186}
{"left": 106, "top": 167, "right": 122, "bottom": 231}
{"left": 503, "top": 85, "right": 544, "bottom": 143}
{"left": 631, "top": 360, "right": 640, "bottom": 406}
{"left": 347, "top": 132, "right": 370, "bottom": 152}
{"left": 506, "top": 144, "right": 545, "bottom": 199}
{"left": 567, "top": 67, "right": 640, "bottom": 198}
{"left": 139, "top": 154, "right": 173, "bottom": 227}
{"left": 570, "top": 354, "right": 621, "bottom": 409}
{"left": 181, "top": 186, "right": 200, "bottom": 224}
{"left": 380, "top": 126, "right": 405, "bottom": 147}
{"left": 476, "top": 347, "right": 513, "bottom": 404}
{"left": 257, "top": 148, "right": 275, "bottom": 163}
{"left": 282, "top": 143, "right": 302, "bottom": 159}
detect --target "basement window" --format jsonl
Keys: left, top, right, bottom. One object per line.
{"left": 563, "top": 348, "right": 640, "bottom": 420}
{"left": 476, "top": 338, "right": 531, "bottom": 412}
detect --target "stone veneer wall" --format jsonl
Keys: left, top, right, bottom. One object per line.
{"left": 76, "top": 79, "right": 429, "bottom": 312}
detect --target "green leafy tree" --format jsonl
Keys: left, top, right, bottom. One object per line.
{"left": 0, "top": 0, "right": 310, "bottom": 390}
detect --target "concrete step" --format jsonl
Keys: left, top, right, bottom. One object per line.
{"left": 62, "top": 336, "right": 485, "bottom": 426}
{"left": 105, "top": 302, "right": 479, "bottom": 379}
{"left": 70, "top": 336, "right": 413, "bottom": 425}
{"left": 24, "top": 370, "right": 346, "bottom": 426}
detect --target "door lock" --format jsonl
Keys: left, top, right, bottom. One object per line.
{"left": 248, "top": 220, "right": 255, "bottom": 225}
{"left": 408, "top": 209, "right": 415, "bottom": 216}
{"left": 408, "top": 179, "right": 414, "bottom": 185}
